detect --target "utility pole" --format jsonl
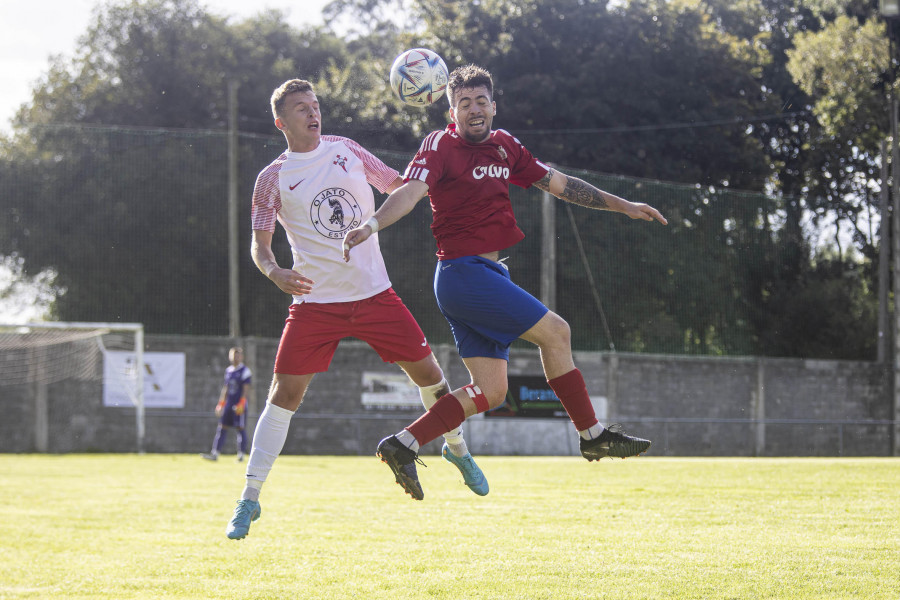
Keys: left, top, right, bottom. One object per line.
{"left": 878, "top": 139, "right": 890, "bottom": 364}
{"left": 880, "top": 0, "right": 900, "bottom": 455}
{"left": 540, "top": 188, "right": 556, "bottom": 312}
{"left": 893, "top": 99, "right": 900, "bottom": 456}
{"left": 227, "top": 80, "right": 241, "bottom": 339}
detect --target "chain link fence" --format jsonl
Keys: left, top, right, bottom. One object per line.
{"left": 1, "top": 125, "right": 831, "bottom": 355}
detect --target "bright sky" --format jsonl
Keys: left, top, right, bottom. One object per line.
{"left": 0, "top": 0, "right": 335, "bottom": 133}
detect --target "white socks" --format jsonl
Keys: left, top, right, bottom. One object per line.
{"left": 395, "top": 429, "right": 420, "bottom": 453}
{"left": 578, "top": 423, "right": 604, "bottom": 441}
{"left": 241, "top": 402, "right": 294, "bottom": 501}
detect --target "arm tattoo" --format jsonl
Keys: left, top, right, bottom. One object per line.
{"left": 560, "top": 176, "right": 609, "bottom": 210}
{"left": 532, "top": 170, "right": 553, "bottom": 192}
{"left": 532, "top": 169, "right": 609, "bottom": 210}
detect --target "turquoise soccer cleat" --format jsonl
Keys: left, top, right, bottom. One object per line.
{"left": 442, "top": 442, "right": 489, "bottom": 496}
{"left": 226, "top": 499, "right": 261, "bottom": 540}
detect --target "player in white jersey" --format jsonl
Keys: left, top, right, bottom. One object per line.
{"left": 224, "top": 79, "right": 488, "bottom": 540}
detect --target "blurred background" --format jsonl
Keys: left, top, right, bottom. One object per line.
{"left": 1, "top": 0, "right": 896, "bottom": 361}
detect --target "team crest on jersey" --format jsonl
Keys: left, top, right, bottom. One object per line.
{"left": 333, "top": 154, "right": 349, "bottom": 172}
{"left": 310, "top": 188, "right": 362, "bottom": 239}
{"left": 497, "top": 147, "right": 507, "bottom": 160}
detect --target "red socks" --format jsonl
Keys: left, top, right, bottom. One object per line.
{"left": 406, "top": 372, "right": 596, "bottom": 446}
{"left": 548, "top": 368, "right": 598, "bottom": 431}
{"left": 407, "top": 392, "right": 466, "bottom": 447}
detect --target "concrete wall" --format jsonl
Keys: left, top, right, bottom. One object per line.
{"left": 0, "top": 334, "right": 893, "bottom": 456}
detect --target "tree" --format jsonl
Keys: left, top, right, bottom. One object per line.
{"left": 0, "top": 254, "right": 61, "bottom": 323}
{"left": 0, "top": 0, "right": 882, "bottom": 358}
{"left": 1, "top": 0, "right": 359, "bottom": 334}
{"left": 787, "top": 14, "right": 889, "bottom": 260}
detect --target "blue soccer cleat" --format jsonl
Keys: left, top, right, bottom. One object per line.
{"left": 226, "top": 499, "right": 261, "bottom": 540}
{"left": 442, "top": 442, "right": 489, "bottom": 496}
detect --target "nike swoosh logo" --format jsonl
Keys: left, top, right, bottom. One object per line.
{"left": 289, "top": 179, "right": 305, "bottom": 190}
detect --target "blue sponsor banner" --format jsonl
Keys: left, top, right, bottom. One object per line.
{"left": 484, "top": 375, "right": 568, "bottom": 418}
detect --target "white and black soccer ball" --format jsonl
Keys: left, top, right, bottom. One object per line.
{"left": 389, "top": 48, "right": 449, "bottom": 106}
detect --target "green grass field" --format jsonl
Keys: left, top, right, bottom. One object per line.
{"left": 3, "top": 454, "right": 898, "bottom": 600}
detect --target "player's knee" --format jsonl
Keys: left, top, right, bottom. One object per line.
{"left": 552, "top": 314, "right": 571, "bottom": 341}
{"left": 419, "top": 358, "right": 444, "bottom": 387}
{"left": 269, "top": 386, "right": 304, "bottom": 412}
{"left": 465, "top": 382, "right": 507, "bottom": 411}
{"left": 268, "top": 373, "right": 311, "bottom": 411}
{"left": 539, "top": 312, "right": 571, "bottom": 350}
{"left": 402, "top": 354, "right": 444, "bottom": 387}
{"left": 485, "top": 386, "right": 507, "bottom": 409}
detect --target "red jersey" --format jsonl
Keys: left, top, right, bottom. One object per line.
{"left": 403, "top": 123, "right": 549, "bottom": 260}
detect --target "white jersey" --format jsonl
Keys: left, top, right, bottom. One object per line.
{"left": 251, "top": 136, "right": 398, "bottom": 304}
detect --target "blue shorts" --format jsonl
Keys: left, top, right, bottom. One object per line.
{"left": 433, "top": 256, "right": 549, "bottom": 360}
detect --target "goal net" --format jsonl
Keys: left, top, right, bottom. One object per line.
{"left": 0, "top": 322, "right": 145, "bottom": 452}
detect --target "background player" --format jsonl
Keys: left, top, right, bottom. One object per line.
{"left": 343, "top": 64, "right": 668, "bottom": 500}
{"left": 225, "top": 79, "right": 487, "bottom": 539}
{"left": 201, "top": 346, "right": 251, "bottom": 462}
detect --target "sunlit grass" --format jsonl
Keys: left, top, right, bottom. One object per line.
{"left": 3, "top": 455, "right": 899, "bottom": 599}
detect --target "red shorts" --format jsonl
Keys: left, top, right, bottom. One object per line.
{"left": 274, "top": 288, "right": 433, "bottom": 375}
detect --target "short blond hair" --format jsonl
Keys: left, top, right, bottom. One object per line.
{"left": 270, "top": 79, "right": 315, "bottom": 118}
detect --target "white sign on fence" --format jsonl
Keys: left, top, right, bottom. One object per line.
{"left": 103, "top": 351, "right": 186, "bottom": 408}
{"left": 360, "top": 371, "right": 422, "bottom": 409}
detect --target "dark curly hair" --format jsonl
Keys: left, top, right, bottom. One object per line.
{"left": 447, "top": 65, "right": 493, "bottom": 106}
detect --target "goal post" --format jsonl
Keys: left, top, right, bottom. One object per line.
{"left": 0, "top": 321, "right": 145, "bottom": 453}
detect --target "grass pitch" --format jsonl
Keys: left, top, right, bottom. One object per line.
{"left": 3, "top": 454, "right": 898, "bottom": 599}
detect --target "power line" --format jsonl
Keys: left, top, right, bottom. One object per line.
{"left": 22, "top": 109, "right": 812, "bottom": 138}
{"left": 517, "top": 110, "right": 812, "bottom": 135}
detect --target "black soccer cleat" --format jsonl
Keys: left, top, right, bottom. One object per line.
{"left": 376, "top": 435, "right": 426, "bottom": 500}
{"left": 580, "top": 424, "right": 651, "bottom": 461}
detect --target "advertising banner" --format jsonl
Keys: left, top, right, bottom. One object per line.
{"left": 103, "top": 351, "right": 186, "bottom": 408}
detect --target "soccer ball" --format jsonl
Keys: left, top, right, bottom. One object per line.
{"left": 389, "top": 48, "right": 449, "bottom": 106}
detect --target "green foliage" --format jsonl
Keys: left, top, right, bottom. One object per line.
{"left": 784, "top": 14, "right": 886, "bottom": 264}
{"left": 0, "top": 0, "right": 885, "bottom": 358}
{"left": 0, "top": 254, "right": 60, "bottom": 322}
{"left": 788, "top": 16, "right": 890, "bottom": 145}
{"left": 754, "top": 253, "right": 879, "bottom": 358}
{"left": 0, "top": 125, "right": 233, "bottom": 332}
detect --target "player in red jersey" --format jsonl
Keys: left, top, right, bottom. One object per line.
{"left": 225, "top": 79, "right": 488, "bottom": 539}
{"left": 344, "top": 64, "right": 668, "bottom": 500}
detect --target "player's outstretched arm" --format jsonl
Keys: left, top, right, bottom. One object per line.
{"left": 251, "top": 229, "right": 314, "bottom": 295}
{"left": 343, "top": 179, "right": 429, "bottom": 261}
{"left": 533, "top": 168, "right": 668, "bottom": 225}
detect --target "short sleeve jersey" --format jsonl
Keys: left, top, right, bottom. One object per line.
{"left": 403, "top": 123, "right": 549, "bottom": 260}
{"left": 224, "top": 364, "right": 251, "bottom": 407}
{"left": 251, "top": 136, "right": 399, "bottom": 303}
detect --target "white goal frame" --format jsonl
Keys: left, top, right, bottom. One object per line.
{"left": 0, "top": 321, "right": 145, "bottom": 452}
